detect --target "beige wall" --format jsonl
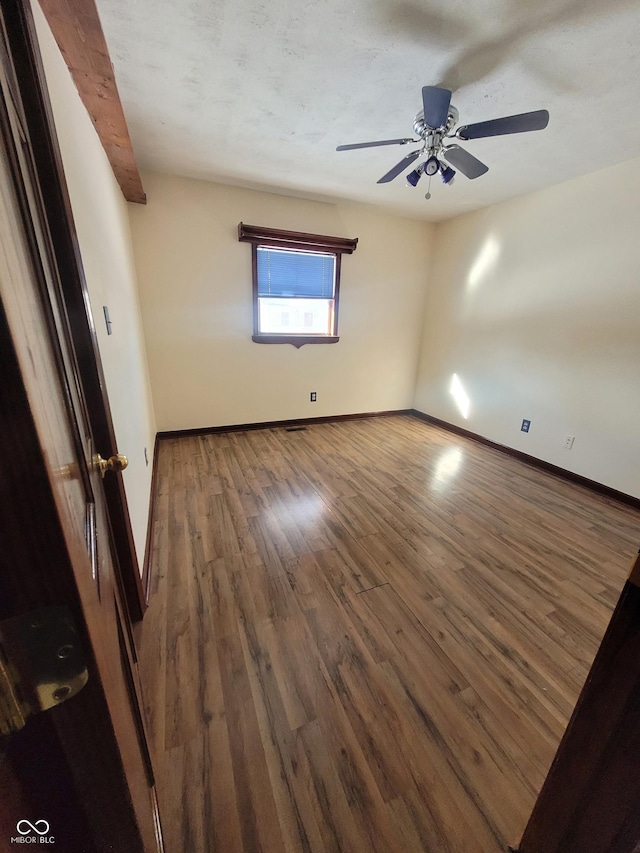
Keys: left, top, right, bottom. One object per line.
{"left": 414, "top": 158, "right": 640, "bottom": 499}
{"left": 129, "top": 172, "right": 433, "bottom": 431}
{"left": 34, "top": 2, "right": 157, "bottom": 569}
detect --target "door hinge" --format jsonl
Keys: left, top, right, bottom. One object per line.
{"left": 0, "top": 606, "right": 88, "bottom": 736}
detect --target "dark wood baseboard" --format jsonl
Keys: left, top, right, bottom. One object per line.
{"left": 141, "top": 434, "right": 160, "bottom": 608}
{"left": 157, "top": 409, "right": 412, "bottom": 441}
{"left": 410, "top": 409, "right": 640, "bottom": 511}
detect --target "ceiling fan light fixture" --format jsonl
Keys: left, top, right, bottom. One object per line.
{"left": 405, "top": 163, "right": 425, "bottom": 187}
{"left": 425, "top": 156, "right": 439, "bottom": 176}
{"left": 440, "top": 164, "right": 456, "bottom": 185}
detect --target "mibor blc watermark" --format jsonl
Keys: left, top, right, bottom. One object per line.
{"left": 10, "top": 820, "right": 55, "bottom": 844}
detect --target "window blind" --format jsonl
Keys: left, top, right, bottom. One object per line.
{"left": 257, "top": 247, "right": 336, "bottom": 298}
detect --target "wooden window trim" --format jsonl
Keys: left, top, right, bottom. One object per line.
{"left": 238, "top": 223, "right": 358, "bottom": 254}
{"left": 239, "top": 223, "right": 357, "bottom": 347}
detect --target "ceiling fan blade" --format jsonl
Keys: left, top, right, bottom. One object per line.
{"left": 377, "top": 150, "right": 421, "bottom": 184}
{"left": 443, "top": 144, "right": 489, "bottom": 179}
{"left": 422, "top": 86, "right": 452, "bottom": 129}
{"left": 457, "top": 109, "right": 549, "bottom": 140}
{"left": 336, "top": 138, "right": 416, "bottom": 151}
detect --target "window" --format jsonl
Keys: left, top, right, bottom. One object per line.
{"left": 256, "top": 247, "right": 335, "bottom": 335}
{"left": 238, "top": 223, "right": 358, "bottom": 347}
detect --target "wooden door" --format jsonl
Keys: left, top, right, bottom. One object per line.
{"left": 515, "top": 554, "right": 640, "bottom": 853}
{"left": 0, "top": 5, "right": 162, "bottom": 852}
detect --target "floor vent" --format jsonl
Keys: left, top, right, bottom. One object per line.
{"left": 285, "top": 426, "right": 308, "bottom": 432}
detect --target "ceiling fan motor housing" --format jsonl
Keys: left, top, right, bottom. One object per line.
{"left": 413, "top": 105, "right": 459, "bottom": 137}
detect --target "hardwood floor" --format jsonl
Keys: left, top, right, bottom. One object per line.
{"left": 137, "top": 414, "right": 639, "bottom": 852}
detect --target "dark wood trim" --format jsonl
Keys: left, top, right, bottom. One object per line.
{"left": 251, "top": 242, "right": 259, "bottom": 337}
{"left": 37, "top": 0, "right": 145, "bottom": 204}
{"left": 411, "top": 410, "right": 640, "bottom": 511}
{"left": 333, "top": 251, "right": 342, "bottom": 335}
{"left": 251, "top": 334, "right": 339, "bottom": 347}
{"left": 628, "top": 550, "right": 640, "bottom": 588}
{"left": 517, "top": 574, "right": 640, "bottom": 852}
{"left": 238, "top": 222, "right": 358, "bottom": 254}
{"left": 157, "top": 409, "right": 412, "bottom": 440}
{"left": 141, "top": 435, "right": 160, "bottom": 605}
{"left": 6, "top": 0, "right": 146, "bottom": 620}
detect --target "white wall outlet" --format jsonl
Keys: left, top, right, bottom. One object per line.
{"left": 564, "top": 435, "right": 575, "bottom": 449}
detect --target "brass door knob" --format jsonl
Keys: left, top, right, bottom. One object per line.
{"left": 94, "top": 453, "right": 128, "bottom": 478}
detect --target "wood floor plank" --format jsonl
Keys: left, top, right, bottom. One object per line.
{"left": 358, "top": 585, "right": 531, "bottom": 841}
{"left": 138, "top": 414, "right": 639, "bottom": 852}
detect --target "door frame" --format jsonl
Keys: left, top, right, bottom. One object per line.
{"left": 1, "top": 0, "right": 146, "bottom": 622}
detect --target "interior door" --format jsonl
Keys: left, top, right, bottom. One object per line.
{"left": 515, "top": 554, "right": 640, "bottom": 853}
{"left": 0, "top": 7, "right": 162, "bottom": 852}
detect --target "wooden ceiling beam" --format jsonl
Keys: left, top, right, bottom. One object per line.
{"left": 38, "top": 0, "right": 146, "bottom": 204}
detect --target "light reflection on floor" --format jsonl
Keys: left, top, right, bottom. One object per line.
{"left": 431, "top": 445, "right": 464, "bottom": 491}
{"left": 273, "top": 491, "right": 326, "bottom": 520}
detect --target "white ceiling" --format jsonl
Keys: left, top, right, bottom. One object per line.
{"left": 94, "top": 0, "right": 640, "bottom": 222}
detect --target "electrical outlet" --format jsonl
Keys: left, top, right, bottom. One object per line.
{"left": 310, "top": 392, "right": 317, "bottom": 402}
{"left": 521, "top": 419, "right": 531, "bottom": 433}
{"left": 564, "top": 435, "right": 575, "bottom": 449}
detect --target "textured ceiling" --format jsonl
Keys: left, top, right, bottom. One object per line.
{"left": 94, "top": 0, "right": 640, "bottom": 222}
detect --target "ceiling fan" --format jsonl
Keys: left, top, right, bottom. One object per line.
{"left": 336, "top": 86, "right": 549, "bottom": 198}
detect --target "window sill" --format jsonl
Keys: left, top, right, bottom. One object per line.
{"left": 252, "top": 334, "right": 340, "bottom": 348}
